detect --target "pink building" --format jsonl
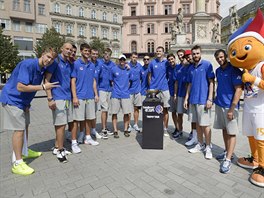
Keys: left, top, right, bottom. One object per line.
{"left": 122, "top": 0, "right": 221, "bottom": 56}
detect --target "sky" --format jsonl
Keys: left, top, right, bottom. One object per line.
{"left": 220, "top": 0, "right": 255, "bottom": 17}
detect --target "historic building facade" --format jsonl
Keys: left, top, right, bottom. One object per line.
{"left": 122, "top": 0, "right": 221, "bottom": 57}
{"left": 0, "top": 0, "right": 123, "bottom": 58}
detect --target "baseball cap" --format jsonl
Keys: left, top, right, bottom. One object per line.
{"left": 119, "top": 54, "right": 126, "bottom": 60}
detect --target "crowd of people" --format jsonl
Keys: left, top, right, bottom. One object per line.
{"left": 0, "top": 43, "right": 247, "bottom": 177}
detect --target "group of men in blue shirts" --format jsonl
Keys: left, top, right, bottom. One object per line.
{"left": 0, "top": 41, "right": 243, "bottom": 175}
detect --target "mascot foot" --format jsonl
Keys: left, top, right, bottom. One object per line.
{"left": 250, "top": 166, "right": 264, "bottom": 187}
{"left": 237, "top": 156, "right": 259, "bottom": 169}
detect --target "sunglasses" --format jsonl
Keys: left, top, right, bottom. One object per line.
{"left": 143, "top": 58, "right": 149, "bottom": 61}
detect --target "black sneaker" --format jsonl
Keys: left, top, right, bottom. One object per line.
{"left": 57, "top": 149, "right": 68, "bottom": 163}
{"left": 114, "top": 131, "right": 119, "bottom": 138}
{"left": 124, "top": 131, "right": 130, "bottom": 137}
{"left": 172, "top": 129, "right": 179, "bottom": 136}
{"left": 173, "top": 131, "right": 183, "bottom": 139}
{"left": 188, "top": 131, "right": 193, "bottom": 141}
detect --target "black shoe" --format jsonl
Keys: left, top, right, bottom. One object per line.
{"left": 57, "top": 149, "right": 68, "bottom": 163}
{"left": 173, "top": 131, "right": 183, "bottom": 139}
{"left": 124, "top": 131, "right": 130, "bottom": 137}
{"left": 114, "top": 131, "right": 119, "bottom": 138}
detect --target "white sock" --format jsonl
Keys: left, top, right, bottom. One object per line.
{"left": 86, "top": 135, "right": 91, "bottom": 140}
{"left": 15, "top": 159, "right": 23, "bottom": 165}
{"left": 72, "top": 139, "right": 77, "bottom": 144}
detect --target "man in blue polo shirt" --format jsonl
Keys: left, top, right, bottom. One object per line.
{"left": 0, "top": 47, "right": 58, "bottom": 175}
{"left": 128, "top": 52, "right": 142, "bottom": 132}
{"left": 45, "top": 42, "right": 73, "bottom": 163}
{"left": 213, "top": 49, "right": 243, "bottom": 173}
{"left": 110, "top": 55, "right": 132, "bottom": 138}
{"left": 148, "top": 46, "right": 170, "bottom": 136}
{"left": 184, "top": 45, "right": 215, "bottom": 159}
{"left": 97, "top": 48, "right": 116, "bottom": 137}
{"left": 141, "top": 55, "right": 150, "bottom": 102}
{"left": 71, "top": 43, "right": 99, "bottom": 154}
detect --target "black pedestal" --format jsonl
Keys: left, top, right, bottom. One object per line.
{"left": 142, "top": 99, "right": 164, "bottom": 149}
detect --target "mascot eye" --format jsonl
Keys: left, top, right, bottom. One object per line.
{"left": 231, "top": 50, "right": 236, "bottom": 56}
{"left": 244, "top": 45, "right": 252, "bottom": 51}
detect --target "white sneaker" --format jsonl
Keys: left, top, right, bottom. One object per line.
{"left": 94, "top": 131, "right": 103, "bottom": 139}
{"left": 188, "top": 143, "right": 205, "bottom": 153}
{"left": 133, "top": 124, "right": 140, "bottom": 132}
{"left": 77, "top": 132, "right": 85, "bottom": 144}
{"left": 164, "top": 128, "right": 169, "bottom": 137}
{"left": 71, "top": 143, "right": 81, "bottom": 154}
{"left": 204, "top": 145, "right": 213, "bottom": 159}
{"left": 127, "top": 125, "right": 132, "bottom": 132}
{"left": 84, "top": 138, "right": 99, "bottom": 146}
{"left": 52, "top": 147, "right": 72, "bottom": 155}
{"left": 185, "top": 135, "right": 198, "bottom": 146}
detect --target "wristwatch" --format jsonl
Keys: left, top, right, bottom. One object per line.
{"left": 47, "top": 97, "right": 54, "bottom": 102}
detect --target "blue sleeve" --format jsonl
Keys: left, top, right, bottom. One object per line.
{"left": 173, "top": 68, "right": 177, "bottom": 81}
{"left": 232, "top": 68, "right": 243, "bottom": 86}
{"left": 186, "top": 67, "right": 192, "bottom": 83}
{"left": 17, "top": 61, "right": 30, "bottom": 85}
{"left": 148, "top": 61, "right": 153, "bottom": 74}
{"left": 71, "top": 64, "right": 77, "bottom": 78}
{"left": 109, "top": 67, "right": 114, "bottom": 81}
{"left": 206, "top": 63, "right": 215, "bottom": 79}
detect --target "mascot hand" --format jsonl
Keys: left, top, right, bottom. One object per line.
{"left": 242, "top": 69, "right": 256, "bottom": 83}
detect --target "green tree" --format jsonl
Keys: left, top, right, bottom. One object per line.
{"left": 0, "top": 28, "right": 21, "bottom": 73}
{"left": 89, "top": 37, "right": 106, "bottom": 57}
{"left": 34, "top": 27, "right": 65, "bottom": 58}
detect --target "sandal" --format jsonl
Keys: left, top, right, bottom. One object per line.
{"left": 114, "top": 131, "right": 119, "bottom": 138}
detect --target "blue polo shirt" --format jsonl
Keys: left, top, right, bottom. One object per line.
{"left": 47, "top": 54, "right": 73, "bottom": 100}
{"left": 214, "top": 63, "right": 243, "bottom": 108}
{"left": 140, "top": 65, "right": 149, "bottom": 96}
{"left": 110, "top": 65, "right": 131, "bottom": 99}
{"left": 187, "top": 60, "right": 215, "bottom": 105}
{"left": 175, "top": 64, "right": 190, "bottom": 97}
{"left": 148, "top": 58, "right": 169, "bottom": 91}
{"left": 166, "top": 63, "right": 179, "bottom": 96}
{"left": 71, "top": 58, "right": 95, "bottom": 99}
{"left": 97, "top": 59, "right": 116, "bottom": 92}
{"left": 129, "top": 61, "right": 142, "bottom": 94}
{"left": 0, "top": 58, "right": 46, "bottom": 110}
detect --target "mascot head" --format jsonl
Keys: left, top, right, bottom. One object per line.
{"left": 228, "top": 9, "right": 264, "bottom": 70}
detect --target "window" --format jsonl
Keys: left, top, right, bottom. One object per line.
{"left": 164, "top": 41, "right": 170, "bottom": 53}
{"left": 102, "top": 28, "right": 108, "bottom": 38}
{"left": 54, "top": 3, "right": 60, "bottom": 13}
{"left": 91, "top": 10, "right": 96, "bottom": 19}
{"left": 54, "top": 22, "right": 61, "bottom": 33}
{"left": 35, "top": 23, "right": 46, "bottom": 33}
{"left": 147, "top": 6, "right": 154, "bottom": 15}
{"left": 184, "top": 23, "right": 190, "bottom": 33}
{"left": 0, "top": 0, "right": 5, "bottom": 9}
{"left": 38, "top": 4, "right": 45, "bottom": 15}
{"left": 66, "top": 24, "right": 73, "bottom": 35}
{"left": 131, "top": 24, "right": 137, "bottom": 34}
{"left": 66, "top": 5, "right": 71, "bottom": 15}
{"left": 147, "top": 24, "right": 154, "bottom": 34}
{"left": 131, "top": 7, "right": 136, "bottom": 16}
{"left": 113, "top": 14, "right": 117, "bottom": 23}
{"left": 24, "top": 0, "right": 30, "bottom": 12}
{"left": 0, "top": 19, "right": 11, "bottom": 30}
{"left": 14, "top": 37, "right": 33, "bottom": 51}
{"left": 113, "top": 30, "right": 118, "bottom": 39}
{"left": 79, "top": 26, "right": 84, "bottom": 36}
{"left": 113, "top": 49, "right": 119, "bottom": 58}
{"left": 91, "top": 27, "right": 96, "bottom": 37}
{"left": 13, "top": 0, "right": 20, "bottom": 10}
{"left": 182, "top": 4, "right": 190, "bottom": 14}
{"left": 131, "top": 41, "right": 137, "bottom": 52}
{"left": 25, "top": 22, "right": 32, "bottom": 32}
{"left": 102, "top": 12, "right": 107, "bottom": 21}
{"left": 13, "top": 20, "right": 20, "bottom": 31}
{"left": 79, "top": 7, "right": 84, "bottom": 17}
{"left": 147, "top": 41, "right": 154, "bottom": 53}
{"left": 164, "top": 23, "right": 171, "bottom": 33}
{"left": 164, "top": 5, "right": 172, "bottom": 15}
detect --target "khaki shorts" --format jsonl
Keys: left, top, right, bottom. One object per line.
{"left": 169, "top": 96, "right": 177, "bottom": 112}
{"left": 73, "top": 99, "right": 96, "bottom": 121}
{"left": 141, "top": 95, "right": 146, "bottom": 103}
{"left": 2, "top": 104, "right": 30, "bottom": 130}
{"left": 189, "top": 104, "right": 212, "bottom": 126}
{"left": 213, "top": 105, "right": 239, "bottom": 135}
{"left": 176, "top": 97, "right": 187, "bottom": 114}
{"left": 52, "top": 100, "right": 73, "bottom": 126}
{"left": 156, "top": 90, "right": 170, "bottom": 108}
{"left": 130, "top": 93, "right": 142, "bottom": 107}
{"left": 110, "top": 98, "right": 132, "bottom": 115}
{"left": 99, "top": 91, "right": 111, "bottom": 112}
{"left": 242, "top": 112, "right": 264, "bottom": 140}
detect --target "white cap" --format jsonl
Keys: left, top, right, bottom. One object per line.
{"left": 118, "top": 54, "right": 126, "bottom": 60}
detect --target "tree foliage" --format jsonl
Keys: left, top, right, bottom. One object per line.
{"left": 34, "top": 27, "right": 65, "bottom": 58}
{"left": 0, "top": 28, "right": 21, "bottom": 73}
{"left": 89, "top": 37, "right": 106, "bottom": 57}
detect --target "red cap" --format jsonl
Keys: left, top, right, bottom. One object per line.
{"left": 185, "top": 50, "right": 191, "bottom": 56}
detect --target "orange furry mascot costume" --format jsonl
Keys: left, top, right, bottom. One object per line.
{"left": 228, "top": 8, "right": 264, "bottom": 187}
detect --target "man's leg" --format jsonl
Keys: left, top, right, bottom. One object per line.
{"left": 101, "top": 111, "right": 108, "bottom": 130}
{"left": 55, "top": 125, "right": 66, "bottom": 150}
{"left": 112, "top": 114, "right": 118, "bottom": 132}
{"left": 13, "top": 131, "right": 24, "bottom": 161}
{"left": 134, "top": 107, "right": 139, "bottom": 126}
{"left": 163, "top": 108, "right": 169, "bottom": 130}
{"left": 84, "top": 120, "right": 99, "bottom": 145}
{"left": 226, "top": 134, "right": 236, "bottom": 160}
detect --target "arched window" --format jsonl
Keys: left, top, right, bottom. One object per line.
{"left": 147, "top": 41, "right": 155, "bottom": 53}
{"left": 91, "top": 10, "right": 96, "bottom": 19}
{"left": 66, "top": 5, "right": 71, "bottom": 15}
{"left": 102, "top": 12, "right": 107, "bottom": 21}
{"left": 131, "top": 41, "right": 137, "bottom": 52}
{"left": 54, "top": 3, "right": 60, "bottom": 13}
{"left": 113, "top": 14, "right": 118, "bottom": 23}
{"left": 131, "top": 24, "right": 137, "bottom": 34}
{"left": 79, "top": 7, "right": 84, "bottom": 17}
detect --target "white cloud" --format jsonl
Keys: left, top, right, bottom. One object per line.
{"left": 220, "top": 0, "right": 254, "bottom": 17}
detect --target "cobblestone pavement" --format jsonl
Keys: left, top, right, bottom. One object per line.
{"left": 1, "top": 92, "right": 264, "bottom": 198}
